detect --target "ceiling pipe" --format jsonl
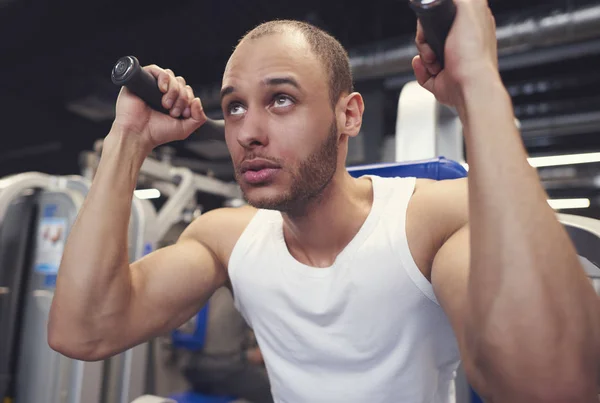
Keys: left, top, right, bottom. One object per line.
{"left": 349, "top": 3, "right": 600, "bottom": 81}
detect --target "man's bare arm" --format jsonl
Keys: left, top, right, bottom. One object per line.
{"left": 461, "top": 80, "right": 599, "bottom": 402}
{"left": 97, "top": 235, "right": 226, "bottom": 361}
{"left": 413, "top": 82, "right": 600, "bottom": 403}
{"left": 410, "top": 0, "right": 600, "bottom": 399}
{"left": 47, "top": 63, "right": 235, "bottom": 361}
{"left": 411, "top": 176, "right": 600, "bottom": 402}
{"left": 123, "top": 205, "right": 253, "bottom": 359}
{"left": 48, "top": 127, "right": 233, "bottom": 361}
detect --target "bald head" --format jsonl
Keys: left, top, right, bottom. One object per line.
{"left": 234, "top": 20, "right": 354, "bottom": 108}
{"left": 219, "top": 20, "right": 364, "bottom": 213}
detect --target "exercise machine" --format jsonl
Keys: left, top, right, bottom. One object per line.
{"left": 0, "top": 173, "right": 103, "bottom": 403}
{"left": 0, "top": 171, "right": 160, "bottom": 403}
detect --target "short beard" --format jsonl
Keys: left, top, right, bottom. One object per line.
{"left": 239, "top": 120, "right": 338, "bottom": 215}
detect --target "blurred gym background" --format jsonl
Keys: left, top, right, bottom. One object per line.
{"left": 2, "top": 2, "right": 600, "bottom": 403}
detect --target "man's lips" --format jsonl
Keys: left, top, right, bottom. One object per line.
{"left": 240, "top": 158, "right": 281, "bottom": 173}
{"left": 242, "top": 169, "right": 279, "bottom": 184}
{"left": 240, "top": 159, "right": 281, "bottom": 184}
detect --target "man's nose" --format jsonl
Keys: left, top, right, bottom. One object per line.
{"left": 237, "top": 110, "right": 268, "bottom": 149}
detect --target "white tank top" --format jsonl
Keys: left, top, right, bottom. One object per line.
{"left": 228, "top": 175, "right": 461, "bottom": 403}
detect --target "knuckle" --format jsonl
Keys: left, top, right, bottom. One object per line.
{"left": 176, "top": 90, "right": 188, "bottom": 104}
{"left": 186, "top": 85, "right": 194, "bottom": 98}
{"left": 177, "top": 82, "right": 188, "bottom": 96}
{"left": 179, "top": 92, "right": 190, "bottom": 104}
{"left": 168, "top": 86, "right": 179, "bottom": 98}
{"left": 168, "top": 76, "right": 179, "bottom": 90}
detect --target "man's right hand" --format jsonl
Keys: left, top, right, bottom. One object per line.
{"left": 113, "top": 64, "right": 207, "bottom": 152}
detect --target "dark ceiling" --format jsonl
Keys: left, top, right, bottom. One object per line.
{"left": 1, "top": 0, "right": 600, "bottom": 199}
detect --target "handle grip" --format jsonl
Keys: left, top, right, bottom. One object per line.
{"left": 409, "top": 0, "right": 457, "bottom": 69}
{"left": 111, "top": 56, "right": 225, "bottom": 140}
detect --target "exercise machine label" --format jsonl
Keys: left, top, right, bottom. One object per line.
{"left": 34, "top": 217, "right": 67, "bottom": 274}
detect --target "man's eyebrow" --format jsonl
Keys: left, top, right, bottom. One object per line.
{"left": 264, "top": 76, "right": 301, "bottom": 90}
{"left": 220, "top": 77, "right": 301, "bottom": 101}
{"left": 220, "top": 86, "right": 235, "bottom": 101}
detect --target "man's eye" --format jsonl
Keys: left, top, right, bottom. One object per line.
{"left": 273, "top": 95, "right": 293, "bottom": 108}
{"left": 228, "top": 103, "right": 246, "bottom": 115}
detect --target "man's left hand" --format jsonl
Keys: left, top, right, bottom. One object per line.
{"left": 412, "top": 0, "right": 500, "bottom": 108}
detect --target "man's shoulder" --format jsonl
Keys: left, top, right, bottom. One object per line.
{"left": 411, "top": 177, "right": 469, "bottom": 224}
{"left": 404, "top": 177, "right": 469, "bottom": 278}
{"left": 412, "top": 176, "right": 469, "bottom": 234}
{"left": 188, "top": 204, "right": 259, "bottom": 239}
{"left": 182, "top": 205, "right": 259, "bottom": 266}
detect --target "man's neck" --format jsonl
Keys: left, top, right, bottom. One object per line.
{"left": 281, "top": 172, "right": 374, "bottom": 268}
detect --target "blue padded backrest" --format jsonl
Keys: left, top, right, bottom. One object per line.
{"left": 169, "top": 391, "right": 234, "bottom": 403}
{"left": 347, "top": 157, "right": 467, "bottom": 180}
{"left": 172, "top": 302, "right": 210, "bottom": 351}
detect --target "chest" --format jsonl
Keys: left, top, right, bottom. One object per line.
{"left": 234, "top": 237, "right": 430, "bottom": 357}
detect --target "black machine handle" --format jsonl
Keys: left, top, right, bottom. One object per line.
{"left": 409, "top": 0, "right": 457, "bottom": 69}
{"left": 111, "top": 55, "right": 225, "bottom": 140}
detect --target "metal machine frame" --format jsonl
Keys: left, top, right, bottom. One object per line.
{"left": 0, "top": 173, "right": 105, "bottom": 403}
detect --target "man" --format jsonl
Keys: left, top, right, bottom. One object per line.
{"left": 49, "top": 0, "right": 600, "bottom": 402}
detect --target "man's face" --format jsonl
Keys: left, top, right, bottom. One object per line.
{"left": 221, "top": 31, "right": 339, "bottom": 212}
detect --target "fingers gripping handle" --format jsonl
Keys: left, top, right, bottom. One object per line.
{"left": 111, "top": 56, "right": 170, "bottom": 114}
{"left": 410, "top": 0, "right": 457, "bottom": 69}
{"left": 111, "top": 56, "right": 225, "bottom": 139}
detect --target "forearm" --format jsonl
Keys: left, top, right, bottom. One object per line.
{"left": 459, "top": 72, "right": 600, "bottom": 401}
{"left": 49, "top": 128, "right": 149, "bottom": 358}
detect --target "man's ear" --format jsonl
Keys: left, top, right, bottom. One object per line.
{"left": 338, "top": 92, "right": 364, "bottom": 138}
